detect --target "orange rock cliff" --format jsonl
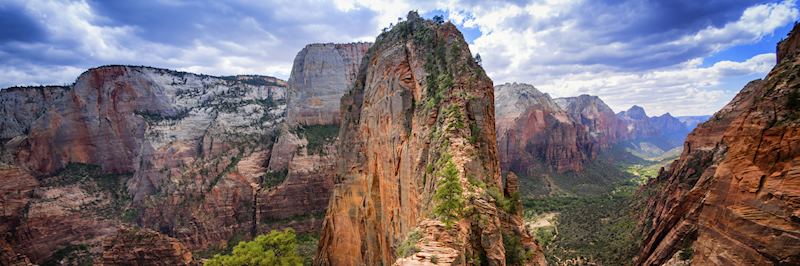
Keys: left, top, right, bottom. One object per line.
{"left": 636, "top": 23, "right": 800, "bottom": 265}
{"left": 315, "top": 12, "right": 545, "bottom": 265}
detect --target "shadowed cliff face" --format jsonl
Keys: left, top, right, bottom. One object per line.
{"left": 260, "top": 42, "right": 370, "bottom": 233}
{"left": 637, "top": 24, "right": 800, "bottom": 265}
{"left": 316, "top": 12, "right": 545, "bottom": 266}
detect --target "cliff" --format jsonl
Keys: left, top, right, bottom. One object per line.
{"left": 636, "top": 24, "right": 800, "bottom": 265}
{"left": 259, "top": 42, "right": 370, "bottom": 233}
{"left": 554, "top": 95, "right": 626, "bottom": 150}
{"left": 495, "top": 83, "right": 593, "bottom": 174}
{"left": 1, "top": 65, "right": 295, "bottom": 263}
{"left": 316, "top": 12, "right": 545, "bottom": 265}
{"left": 618, "top": 106, "right": 690, "bottom": 152}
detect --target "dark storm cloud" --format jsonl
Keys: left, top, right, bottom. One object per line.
{"left": 0, "top": 3, "right": 46, "bottom": 42}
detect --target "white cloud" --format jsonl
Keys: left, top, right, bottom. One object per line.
{"left": 0, "top": 0, "right": 797, "bottom": 116}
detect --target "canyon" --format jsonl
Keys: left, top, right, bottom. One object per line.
{"left": 1, "top": 41, "right": 369, "bottom": 265}
{"left": 1, "top": 8, "right": 797, "bottom": 266}
{"left": 636, "top": 23, "right": 800, "bottom": 265}
{"left": 317, "top": 12, "right": 545, "bottom": 265}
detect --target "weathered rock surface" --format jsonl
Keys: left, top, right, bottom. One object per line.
{"left": 316, "top": 12, "right": 545, "bottom": 265}
{"left": 1, "top": 65, "right": 293, "bottom": 262}
{"left": 101, "top": 226, "right": 195, "bottom": 265}
{"left": 554, "top": 94, "right": 627, "bottom": 150}
{"left": 285, "top": 42, "right": 371, "bottom": 126}
{"left": 259, "top": 42, "right": 370, "bottom": 233}
{"left": 495, "top": 83, "right": 593, "bottom": 174}
{"left": 618, "top": 105, "right": 690, "bottom": 151}
{"left": 637, "top": 24, "right": 800, "bottom": 265}
{"left": 0, "top": 86, "right": 68, "bottom": 140}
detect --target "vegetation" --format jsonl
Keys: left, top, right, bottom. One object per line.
{"left": 503, "top": 232, "right": 533, "bottom": 265}
{"left": 788, "top": 86, "right": 799, "bottom": 110}
{"left": 205, "top": 229, "right": 303, "bottom": 266}
{"left": 296, "top": 233, "right": 320, "bottom": 266}
{"left": 396, "top": 229, "right": 422, "bottom": 257}
{"left": 292, "top": 124, "right": 339, "bottom": 155}
{"left": 525, "top": 181, "right": 642, "bottom": 265}
{"left": 263, "top": 168, "right": 289, "bottom": 188}
{"left": 433, "top": 159, "right": 465, "bottom": 227}
{"left": 45, "top": 163, "right": 136, "bottom": 220}
{"left": 42, "top": 244, "right": 91, "bottom": 266}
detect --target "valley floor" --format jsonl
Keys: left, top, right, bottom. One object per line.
{"left": 525, "top": 153, "right": 680, "bottom": 266}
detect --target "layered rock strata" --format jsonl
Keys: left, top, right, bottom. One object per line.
{"left": 259, "top": 42, "right": 370, "bottom": 233}
{"left": 636, "top": 24, "right": 800, "bottom": 265}
{"left": 316, "top": 12, "right": 545, "bottom": 265}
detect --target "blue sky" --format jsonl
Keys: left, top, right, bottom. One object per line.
{"left": 0, "top": 0, "right": 797, "bottom": 116}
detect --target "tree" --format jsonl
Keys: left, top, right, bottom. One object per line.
{"left": 433, "top": 159, "right": 465, "bottom": 227}
{"left": 475, "top": 53, "right": 482, "bottom": 65}
{"left": 205, "top": 229, "right": 303, "bottom": 266}
{"left": 433, "top": 15, "right": 445, "bottom": 24}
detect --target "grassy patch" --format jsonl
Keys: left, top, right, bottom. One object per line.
{"left": 293, "top": 124, "right": 339, "bottom": 155}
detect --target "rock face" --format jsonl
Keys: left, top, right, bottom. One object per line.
{"left": 637, "top": 25, "right": 800, "bottom": 265}
{"left": 316, "top": 12, "right": 545, "bottom": 265}
{"left": 0, "top": 86, "right": 69, "bottom": 140}
{"left": 618, "top": 106, "right": 690, "bottom": 151}
{"left": 285, "top": 43, "right": 371, "bottom": 126}
{"left": 101, "top": 227, "right": 195, "bottom": 265}
{"left": 553, "top": 95, "right": 627, "bottom": 150}
{"left": 259, "top": 42, "right": 370, "bottom": 233}
{"left": 495, "top": 83, "right": 593, "bottom": 174}
{"left": 1, "top": 65, "right": 294, "bottom": 263}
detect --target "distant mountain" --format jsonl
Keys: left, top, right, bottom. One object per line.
{"left": 676, "top": 115, "right": 711, "bottom": 129}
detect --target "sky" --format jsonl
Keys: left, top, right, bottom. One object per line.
{"left": 0, "top": 0, "right": 797, "bottom": 116}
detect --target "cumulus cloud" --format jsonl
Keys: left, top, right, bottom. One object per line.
{"left": 0, "top": 0, "right": 797, "bottom": 115}
{"left": 450, "top": 0, "right": 798, "bottom": 115}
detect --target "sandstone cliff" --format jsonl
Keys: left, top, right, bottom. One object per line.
{"left": 553, "top": 95, "right": 626, "bottom": 150}
{"left": 636, "top": 24, "right": 800, "bottom": 265}
{"left": 316, "top": 12, "right": 545, "bottom": 265}
{"left": 1, "top": 65, "right": 292, "bottom": 263}
{"left": 495, "top": 83, "right": 593, "bottom": 174}
{"left": 259, "top": 42, "right": 370, "bottom": 233}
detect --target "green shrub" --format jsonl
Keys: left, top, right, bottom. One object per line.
{"left": 503, "top": 232, "right": 530, "bottom": 265}
{"left": 293, "top": 124, "right": 339, "bottom": 155}
{"left": 205, "top": 229, "right": 303, "bottom": 266}
{"left": 263, "top": 169, "right": 289, "bottom": 188}
{"left": 433, "top": 159, "right": 465, "bottom": 226}
{"left": 396, "top": 230, "right": 422, "bottom": 257}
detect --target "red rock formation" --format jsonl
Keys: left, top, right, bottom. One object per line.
{"left": 1, "top": 65, "right": 291, "bottom": 262}
{"left": 316, "top": 12, "right": 545, "bottom": 265}
{"left": 636, "top": 24, "right": 800, "bottom": 265}
{"left": 554, "top": 95, "right": 627, "bottom": 150}
{"left": 258, "top": 42, "right": 369, "bottom": 233}
{"left": 101, "top": 226, "right": 195, "bottom": 265}
{"left": 495, "top": 83, "right": 593, "bottom": 174}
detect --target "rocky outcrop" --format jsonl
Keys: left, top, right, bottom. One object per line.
{"left": 258, "top": 42, "right": 370, "bottom": 233}
{"left": 316, "top": 12, "right": 544, "bottom": 265}
{"left": 554, "top": 95, "right": 626, "bottom": 150}
{"left": 637, "top": 24, "right": 800, "bottom": 265}
{"left": 1, "top": 65, "right": 293, "bottom": 262}
{"left": 0, "top": 86, "right": 68, "bottom": 140}
{"left": 618, "top": 105, "right": 690, "bottom": 152}
{"left": 285, "top": 42, "right": 371, "bottom": 126}
{"left": 495, "top": 83, "right": 593, "bottom": 174}
{"left": 101, "top": 226, "right": 195, "bottom": 265}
